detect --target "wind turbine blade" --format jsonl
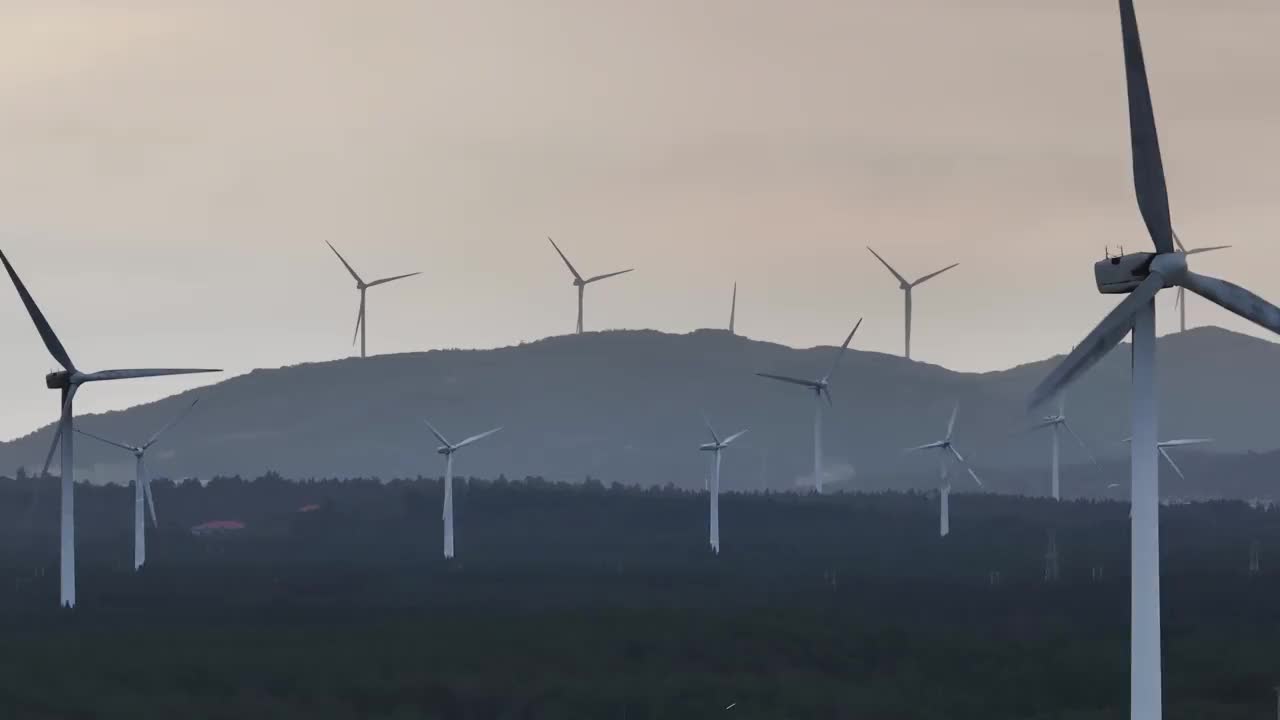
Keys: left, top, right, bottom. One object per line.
{"left": 1172, "top": 229, "right": 1187, "bottom": 253}
{"left": 1180, "top": 272, "right": 1280, "bottom": 335}
{"left": 1184, "top": 245, "right": 1230, "bottom": 256}
{"left": 80, "top": 368, "right": 221, "bottom": 383}
{"left": 822, "top": 319, "right": 862, "bottom": 382}
{"left": 822, "top": 386, "right": 833, "bottom": 406}
{"left": 865, "top": 247, "right": 908, "bottom": 285}
{"left": 74, "top": 429, "right": 136, "bottom": 454}
{"left": 352, "top": 294, "right": 365, "bottom": 346}
{"left": 911, "top": 263, "right": 959, "bottom": 287}
{"left": 454, "top": 426, "right": 502, "bottom": 450}
{"left": 1028, "top": 272, "right": 1165, "bottom": 410}
{"left": 722, "top": 429, "right": 749, "bottom": 446}
{"left": 1158, "top": 447, "right": 1186, "bottom": 481}
{"left": 41, "top": 386, "right": 78, "bottom": 477}
{"left": 423, "top": 420, "right": 450, "bottom": 448}
{"left": 366, "top": 271, "right": 423, "bottom": 287}
{"left": 547, "top": 237, "right": 583, "bottom": 282}
{"left": 1061, "top": 421, "right": 1098, "bottom": 465}
{"left": 1158, "top": 438, "right": 1214, "bottom": 448}
{"left": 755, "top": 372, "right": 819, "bottom": 389}
{"left": 0, "top": 250, "right": 75, "bottom": 371}
{"left": 948, "top": 445, "right": 983, "bottom": 487}
{"left": 585, "top": 268, "right": 634, "bottom": 284}
{"left": 143, "top": 397, "right": 201, "bottom": 450}
{"left": 946, "top": 403, "right": 959, "bottom": 441}
{"left": 702, "top": 416, "right": 721, "bottom": 445}
{"left": 1118, "top": 0, "right": 1174, "bottom": 254}
{"left": 325, "top": 241, "right": 364, "bottom": 284}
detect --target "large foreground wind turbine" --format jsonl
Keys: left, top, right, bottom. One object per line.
{"left": 0, "top": 251, "right": 219, "bottom": 608}
{"left": 756, "top": 319, "right": 862, "bottom": 494}
{"left": 326, "top": 242, "right": 421, "bottom": 358}
{"left": 1172, "top": 232, "right": 1230, "bottom": 333}
{"left": 1028, "top": 2, "right": 1280, "bottom": 717}
{"left": 866, "top": 247, "right": 958, "bottom": 360}
{"left": 547, "top": 237, "right": 633, "bottom": 334}
{"left": 76, "top": 397, "right": 202, "bottom": 570}
{"left": 907, "top": 403, "right": 982, "bottom": 537}
{"left": 699, "top": 420, "right": 747, "bottom": 554}
{"left": 1025, "top": 393, "right": 1096, "bottom": 500}
{"left": 425, "top": 421, "right": 502, "bottom": 559}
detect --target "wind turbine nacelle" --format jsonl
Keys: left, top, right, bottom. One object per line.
{"left": 45, "top": 371, "right": 71, "bottom": 389}
{"left": 1094, "top": 252, "right": 1154, "bottom": 294}
{"left": 436, "top": 447, "right": 451, "bottom": 455}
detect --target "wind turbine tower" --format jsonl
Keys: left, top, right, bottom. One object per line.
{"left": 76, "top": 397, "right": 202, "bottom": 570}
{"left": 906, "top": 403, "right": 982, "bottom": 537}
{"left": 1029, "top": 1, "right": 1280, "bottom": 716}
{"left": 325, "top": 242, "right": 422, "bottom": 358}
{"left": 866, "top": 247, "right": 958, "bottom": 360}
{"left": 547, "top": 237, "right": 633, "bottom": 334}
{"left": 0, "top": 251, "right": 219, "bottom": 608}
{"left": 757, "top": 319, "right": 862, "bottom": 493}
{"left": 424, "top": 421, "right": 502, "bottom": 559}
{"left": 699, "top": 420, "right": 747, "bottom": 554}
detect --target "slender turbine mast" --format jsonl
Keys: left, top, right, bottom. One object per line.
{"left": 547, "top": 237, "right": 633, "bottom": 334}
{"left": 1028, "top": 2, "right": 1280, "bottom": 717}
{"left": 424, "top": 421, "right": 502, "bottom": 559}
{"left": 1025, "top": 393, "right": 1097, "bottom": 500}
{"left": 866, "top": 247, "right": 958, "bottom": 360}
{"left": 1171, "top": 231, "right": 1230, "bottom": 333}
{"left": 76, "top": 397, "right": 202, "bottom": 570}
{"left": 699, "top": 420, "right": 747, "bottom": 554}
{"left": 326, "top": 242, "right": 422, "bottom": 358}
{"left": 906, "top": 403, "right": 982, "bottom": 537}
{"left": 0, "top": 250, "right": 220, "bottom": 608}
{"left": 756, "top": 319, "right": 862, "bottom": 493}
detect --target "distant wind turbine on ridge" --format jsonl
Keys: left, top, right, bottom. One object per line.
{"left": 1024, "top": 392, "right": 1096, "bottom": 500}
{"left": 76, "top": 397, "right": 202, "bottom": 571}
{"left": 907, "top": 403, "right": 982, "bottom": 537}
{"left": 547, "top": 237, "right": 633, "bottom": 334}
{"left": 699, "top": 419, "right": 747, "bottom": 554}
{"left": 326, "top": 241, "right": 422, "bottom": 358}
{"left": 866, "top": 247, "right": 958, "bottom": 360}
{"left": 425, "top": 420, "right": 502, "bottom": 559}
{"left": 1027, "top": 1, "right": 1280, "bottom": 717}
{"left": 1172, "top": 231, "right": 1229, "bottom": 333}
{"left": 756, "top": 319, "right": 862, "bottom": 494}
{"left": 0, "top": 250, "right": 220, "bottom": 609}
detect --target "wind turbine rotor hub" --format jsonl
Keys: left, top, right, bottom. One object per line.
{"left": 1148, "top": 252, "right": 1188, "bottom": 285}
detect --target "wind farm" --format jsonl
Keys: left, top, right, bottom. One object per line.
{"left": 1, "top": 0, "right": 1279, "bottom": 718}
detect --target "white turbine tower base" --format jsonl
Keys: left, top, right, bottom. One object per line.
{"left": 425, "top": 421, "right": 502, "bottom": 560}
{"left": 700, "top": 421, "right": 747, "bottom": 555}
{"left": 547, "top": 237, "right": 633, "bottom": 335}
{"left": 0, "top": 250, "right": 219, "bottom": 608}
{"left": 1028, "top": 2, "right": 1280, "bottom": 717}
{"left": 757, "top": 319, "right": 862, "bottom": 494}
{"left": 907, "top": 403, "right": 982, "bottom": 537}
{"left": 77, "top": 397, "right": 201, "bottom": 571}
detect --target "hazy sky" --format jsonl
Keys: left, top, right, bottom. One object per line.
{"left": 0, "top": 1, "right": 1277, "bottom": 440}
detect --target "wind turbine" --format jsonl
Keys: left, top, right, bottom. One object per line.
{"left": 866, "top": 247, "right": 958, "bottom": 360}
{"left": 1120, "top": 437, "right": 1214, "bottom": 482}
{"left": 756, "top": 319, "right": 862, "bottom": 494}
{"left": 1171, "top": 231, "right": 1230, "bottom": 333}
{"left": 906, "top": 403, "right": 982, "bottom": 537}
{"left": 76, "top": 397, "right": 202, "bottom": 570}
{"left": 424, "top": 420, "right": 502, "bottom": 559}
{"left": 1024, "top": 393, "right": 1097, "bottom": 500}
{"left": 1027, "top": 1, "right": 1280, "bottom": 717}
{"left": 729, "top": 282, "right": 738, "bottom": 335}
{"left": 325, "top": 241, "right": 421, "bottom": 358}
{"left": 547, "top": 237, "right": 633, "bottom": 334}
{"left": 699, "top": 419, "right": 747, "bottom": 554}
{"left": 0, "top": 250, "right": 220, "bottom": 608}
